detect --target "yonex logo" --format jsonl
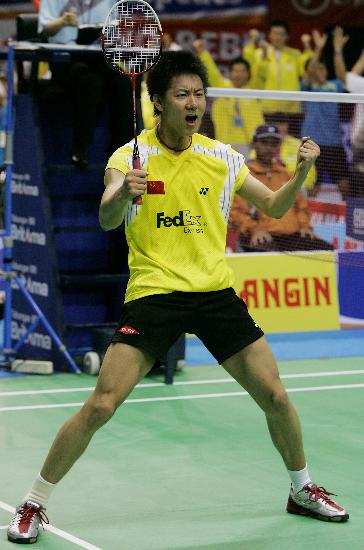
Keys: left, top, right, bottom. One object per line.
{"left": 200, "top": 187, "right": 209, "bottom": 195}
{"left": 118, "top": 326, "right": 140, "bottom": 335}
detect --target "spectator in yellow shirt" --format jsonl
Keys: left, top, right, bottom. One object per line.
{"left": 243, "top": 21, "right": 312, "bottom": 124}
{"left": 194, "top": 38, "right": 264, "bottom": 156}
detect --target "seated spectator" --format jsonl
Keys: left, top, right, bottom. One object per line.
{"left": 39, "top": 0, "right": 133, "bottom": 167}
{"left": 248, "top": 112, "right": 317, "bottom": 192}
{"left": 193, "top": 39, "right": 264, "bottom": 156}
{"left": 333, "top": 26, "right": 364, "bottom": 196}
{"left": 235, "top": 124, "right": 333, "bottom": 252}
{"left": 301, "top": 30, "right": 351, "bottom": 199}
{"left": 243, "top": 22, "right": 312, "bottom": 129}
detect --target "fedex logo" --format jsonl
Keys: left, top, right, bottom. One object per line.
{"left": 156, "top": 210, "right": 203, "bottom": 228}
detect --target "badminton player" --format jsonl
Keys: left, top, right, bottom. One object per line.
{"left": 7, "top": 50, "right": 348, "bottom": 545}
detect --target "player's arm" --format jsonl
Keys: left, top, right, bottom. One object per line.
{"left": 99, "top": 167, "right": 147, "bottom": 230}
{"left": 237, "top": 138, "right": 320, "bottom": 218}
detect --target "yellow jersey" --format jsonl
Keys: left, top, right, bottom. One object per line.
{"left": 106, "top": 128, "right": 249, "bottom": 303}
{"left": 243, "top": 43, "right": 313, "bottom": 113}
{"left": 199, "top": 50, "right": 264, "bottom": 147}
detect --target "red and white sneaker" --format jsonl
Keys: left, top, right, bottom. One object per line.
{"left": 7, "top": 500, "right": 49, "bottom": 544}
{"left": 287, "top": 483, "right": 349, "bottom": 522}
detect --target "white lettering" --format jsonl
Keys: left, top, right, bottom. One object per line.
{"left": 11, "top": 321, "right": 52, "bottom": 350}
{"left": 12, "top": 224, "right": 46, "bottom": 245}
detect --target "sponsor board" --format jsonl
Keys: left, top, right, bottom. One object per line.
{"left": 227, "top": 251, "right": 340, "bottom": 332}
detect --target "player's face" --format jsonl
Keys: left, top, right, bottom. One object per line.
{"left": 230, "top": 63, "right": 250, "bottom": 88}
{"left": 269, "top": 26, "right": 288, "bottom": 49}
{"left": 158, "top": 74, "right": 206, "bottom": 137}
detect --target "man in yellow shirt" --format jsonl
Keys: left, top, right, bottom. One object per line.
{"left": 8, "top": 50, "right": 348, "bottom": 545}
{"left": 243, "top": 21, "right": 312, "bottom": 119}
{"left": 194, "top": 38, "right": 264, "bottom": 156}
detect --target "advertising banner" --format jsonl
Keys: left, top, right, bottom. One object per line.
{"left": 11, "top": 94, "right": 63, "bottom": 365}
{"left": 346, "top": 197, "right": 364, "bottom": 242}
{"left": 227, "top": 251, "right": 340, "bottom": 332}
{"left": 338, "top": 251, "right": 364, "bottom": 325}
{"left": 149, "top": 0, "right": 267, "bottom": 19}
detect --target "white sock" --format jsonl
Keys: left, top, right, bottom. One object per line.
{"left": 22, "top": 473, "right": 56, "bottom": 509}
{"left": 288, "top": 465, "right": 312, "bottom": 494}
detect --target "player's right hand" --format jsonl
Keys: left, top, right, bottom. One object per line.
{"left": 121, "top": 169, "right": 148, "bottom": 201}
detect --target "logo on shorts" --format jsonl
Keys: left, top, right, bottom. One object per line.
{"left": 199, "top": 187, "right": 209, "bottom": 195}
{"left": 118, "top": 325, "right": 140, "bottom": 335}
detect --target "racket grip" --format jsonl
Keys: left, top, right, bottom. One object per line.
{"left": 132, "top": 156, "right": 142, "bottom": 205}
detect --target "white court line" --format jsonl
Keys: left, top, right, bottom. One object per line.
{"left": 1, "top": 369, "right": 364, "bottom": 397}
{"left": 0, "top": 383, "right": 364, "bottom": 412}
{"left": 0, "top": 501, "right": 103, "bottom": 550}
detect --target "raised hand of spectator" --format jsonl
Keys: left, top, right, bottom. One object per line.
{"left": 193, "top": 39, "right": 206, "bottom": 55}
{"left": 300, "top": 34, "right": 312, "bottom": 51}
{"left": 247, "top": 29, "right": 261, "bottom": 47}
{"left": 312, "top": 29, "right": 327, "bottom": 52}
{"left": 332, "top": 26, "right": 349, "bottom": 52}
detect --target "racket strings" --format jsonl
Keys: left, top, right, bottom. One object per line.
{"left": 103, "top": 1, "right": 161, "bottom": 74}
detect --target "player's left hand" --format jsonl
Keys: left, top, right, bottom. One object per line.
{"left": 296, "top": 137, "right": 320, "bottom": 170}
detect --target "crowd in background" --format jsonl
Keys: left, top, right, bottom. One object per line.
{"left": 1, "top": 5, "right": 364, "bottom": 253}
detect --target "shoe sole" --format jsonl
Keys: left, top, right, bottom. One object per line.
{"left": 287, "top": 496, "right": 349, "bottom": 522}
{"left": 7, "top": 534, "right": 38, "bottom": 544}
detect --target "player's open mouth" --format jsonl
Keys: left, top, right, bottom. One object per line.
{"left": 185, "top": 114, "right": 198, "bottom": 125}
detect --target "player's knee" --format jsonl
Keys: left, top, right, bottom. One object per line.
{"left": 84, "top": 395, "right": 117, "bottom": 428}
{"left": 267, "top": 386, "right": 289, "bottom": 415}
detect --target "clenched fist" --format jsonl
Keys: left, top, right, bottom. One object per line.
{"left": 296, "top": 137, "right": 320, "bottom": 170}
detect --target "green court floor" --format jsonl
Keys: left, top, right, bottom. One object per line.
{"left": 0, "top": 357, "right": 363, "bottom": 550}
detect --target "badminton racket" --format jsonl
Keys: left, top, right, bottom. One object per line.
{"left": 102, "top": 0, "right": 163, "bottom": 204}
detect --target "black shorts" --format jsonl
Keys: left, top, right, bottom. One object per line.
{"left": 110, "top": 288, "right": 264, "bottom": 364}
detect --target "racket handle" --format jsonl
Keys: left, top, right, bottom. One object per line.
{"left": 132, "top": 156, "right": 142, "bottom": 205}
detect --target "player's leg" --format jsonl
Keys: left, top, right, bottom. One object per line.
{"left": 222, "top": 337, "right": 349, "bottom": 522}
{"left": 222, "top": 337, "right": 305, "bottom": 470}
{"left": 7, "top": 343, "right": 155, "bottom": 544}
{"left": 41, "top": 343, "right": 155, "bottom": 483}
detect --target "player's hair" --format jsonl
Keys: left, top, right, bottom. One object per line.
{"left": 229, "top": 57, "right": 251, "bottom": 75}
{"left": 269, "top": 19, "right": 290, "bottom": 34}
{"left": 147, "top": 50, "right": 209, "bottom": 117}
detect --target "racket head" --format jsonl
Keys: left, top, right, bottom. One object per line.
{"left": 102, "top": 0, "right": 163, "bottom": 76}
